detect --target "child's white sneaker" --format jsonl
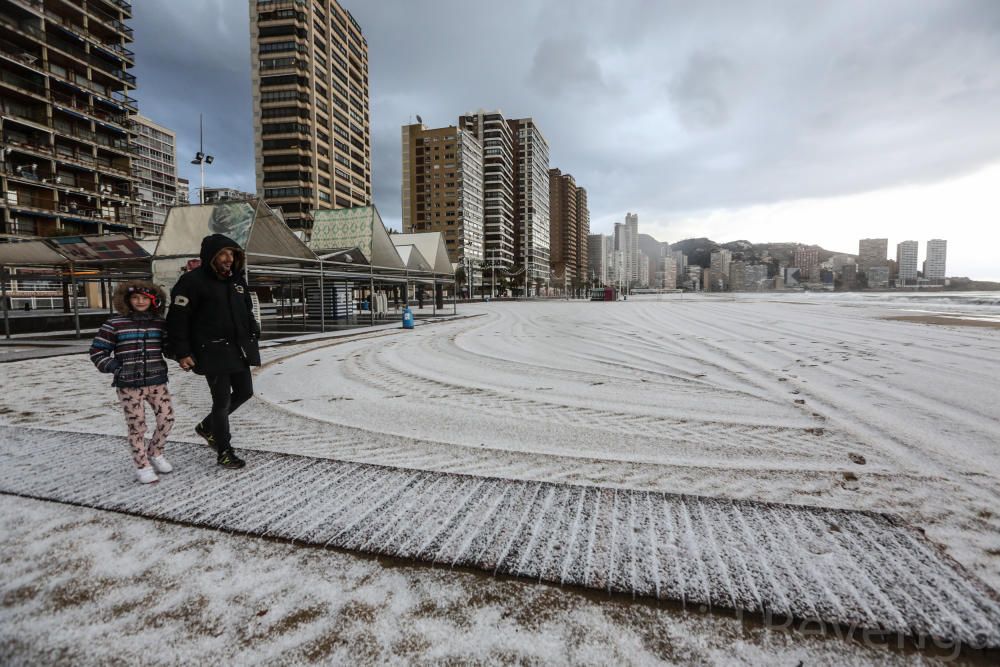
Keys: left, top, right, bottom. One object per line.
{"left": 136, "top": 466, "right": 159, "bottom": 484}
{"left": 150, "top": 455, "right": 173, "bottom": 474}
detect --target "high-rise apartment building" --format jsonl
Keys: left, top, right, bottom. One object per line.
{"left": 587, "top": 233, "right": 609, "bottom": 286}
{"left": 203, "top": 187, "right": 255, "bottom": 203}
{"left": 793, "top": 246, "right": 819, "bottom": 281}
{"left": 0, "top": 0, "right": 139, "bottom": 238}
{"left": 858, "top": 238, "right": 888, "bottom": 275}
{"left": 400, "top": 122, "right": 484, "bottom": 268}
{"left": 613, "top": 221, "right": 633, "bottom": 287}
{"left": 459, "top": 110, "right": 514, "bottom": 268}
{"left": 250, "top": 0, "right": 371, "bottom": 233}
{"left": 574, "top": 186, "right": 589, "bottom": 286}
{"left": 709, "top": 248, "right": 732, "bottom": 291}
{"left": 924, "top": 239, "right": 947, "bottom": 282}
{"left": 176, "top": 177, "right": 190, "bottom": 205}
{"left": 131, "top": 114, "right": 176, "bottom": 236}
{"left": 896, "top": 240, "right": 918, "bottom": 284}
{"left": 508, "top": 118, "right": 550, "bottom": 293}
{"left": 548, "top": 168, "right": 577, "bottom": 290}
{"left": 673, "top": 250, "right": 687, "bottom": 288}
{"left": 652, "top": 243, "right": 674, "bottom": 289}
{"left": 625, "top": 212, "right": 639, "bottom": 282}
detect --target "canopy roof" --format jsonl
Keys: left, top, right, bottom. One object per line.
{"left": 395, "top": 244, "right": 433, "bottom": 272}
{"left": 154, "top": 200, "right": 315, "bottom": 264}
{"left": 391, "top": 232, "right": 453, "bottom": 274}
{"left": 0, "top": 240, "right": 66, "bottom": 265}
{"left": 309, "top": 206, "right": 404, "bottom": 270}
{"left": 317, "top": 247, "right": 369, "bottom": 265}
{"left": 0, "top": 234, "right": 149, "bottom": 266}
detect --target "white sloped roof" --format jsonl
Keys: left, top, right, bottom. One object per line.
{"left": 391, "top": 232, "right": 452, "bottom": 274}
{"left": 395, "top": 244, "right": 433, "bottom": 272}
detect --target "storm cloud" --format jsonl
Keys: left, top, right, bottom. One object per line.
{"left": 133, "top": 0, "right": 1000, "bottom": 274}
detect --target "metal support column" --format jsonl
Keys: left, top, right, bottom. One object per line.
{"left": 1, "top": 266, "right": 10, "bottom": 340}
{"left": 319, "top": 262, "right": 326, "bottom": 333}
{"left": 301, "top": 277, "right": 307, "bottom": 328}
{"left": 69, "top": 263, "right": 81, "bottom": 339}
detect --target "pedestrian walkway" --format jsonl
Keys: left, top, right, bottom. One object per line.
{"left": 0, "top": 424, "right": 997, "bottom": 650}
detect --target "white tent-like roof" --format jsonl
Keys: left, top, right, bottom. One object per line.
{"left": 152, "top": 199, "right": 316, "bottom": 291}
{"left": 395, "top": 244, "right": 433, "bottom": 272}
{"left": 390, "top": 233, "right": 453, "bottom": 275}
{"left": 309, "top": 206, "right": 405, "bottom": 270}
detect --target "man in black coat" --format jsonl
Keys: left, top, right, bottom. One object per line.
{"left": 167, "top": 234, "right": 261, "bottom": 469}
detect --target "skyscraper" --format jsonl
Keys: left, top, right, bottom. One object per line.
{"left": 131, "top": 114, "right": 177, "bottom": 236}
{"left": 896, "top": 240, "right": 919, "bottom": 285}
{"left": 250, "top": 0, "right": 371, "bottom": 233}
{"left": 508, "top": 118, "right": 550, "bottom": 294}
{"left": 709, "top": 248, "right": 732, "bottom": 291}
{"left": 400, "top": 122, "right": 484, "bottom": 268}
{"left": 858, "top": 238, "right": 888, "bottom": 275}
{"left": 625, "top": 212, "right": 639, "bottom": 282}
{"left": 924, "top": 239, "right": 947, "bottom": 282}
{"left": 793, "top": 246, "right": 819, "bottom": 281}
{"left": 587, "top": 234, "right": 609, "bottom": 285}
{"left": 575, "top": 186, "right": 589, "bottom": 287}
{"left": 613, "top": 221, "right": 633, "bottom": 287}
{"left": 548, "top": 168, "right": 577, "bottom": 291}
{"left": 459, "top": 111, "right": 514, "bottom": 268}
{"left": 0, "top": 0, "right": 139, "bottom": 237}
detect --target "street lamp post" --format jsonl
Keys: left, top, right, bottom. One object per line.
{"left": 190, "top": 113, "right": 214, "bottom": 204}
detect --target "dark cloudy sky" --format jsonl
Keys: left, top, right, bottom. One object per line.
{"left": 132, "top": 0, "right": 1000, "bottom": 279}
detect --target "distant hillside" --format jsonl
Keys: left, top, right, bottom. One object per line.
{"left": 637, "top": 233, "right": 665, "bottom": 259}
{"left": 645, "top": 236, "right": 853, "bottom": 269}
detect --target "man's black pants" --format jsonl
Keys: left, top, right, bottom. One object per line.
{"left": 202, "top": 369, "right": 253, "bottom": 452}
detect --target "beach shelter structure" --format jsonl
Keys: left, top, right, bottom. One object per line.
{"left": 0, "top": 234, "right": 151, "bottom": 338}
{"left": 389, "top": 232, "right": 455, "bottom": 311}
{"left": 395, "top": 244, "right": 433, "bottom": 273}
{"left": 309, "top": 206, "right": 405, "bottom": 272}
{"left": 390, "top": 232, "right": 452, "bottom": 275}
{"left": 152, "top": 199, "right": 316, "bottom": 292}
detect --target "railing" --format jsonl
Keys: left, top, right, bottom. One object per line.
{"left": 54, "top": 122, "right": 97, "bottom": 143}
{"left": 111, "top": 90, "right": 137, "bottom": 112}
{"left": 0, "top": 102, "right": 47, "bottom": 125}
{"left": 50, "top": 89, "right": 128, "bottom": 126}
{"left": 95, "top": 41, "right": 134, "bottom": 61}
{"left": 0, "top": 68, "right": 45, "bottom": 96}
{"left": 5, "top": 137, "right": 54, "bottom": 157}
{"left": 257, "top": 0, "right": 307, "bottom": 10}
{"left": 8, "top": 0, "right": 43, "bottom": 11}
{"left": 0, "top": 35, "right": 41, "bottom": 67}
{"left": 94, "top": 133, "right": 129, "bottom": 150}
{"left": 6, "top": 190, "right": 55, "bottom": 209}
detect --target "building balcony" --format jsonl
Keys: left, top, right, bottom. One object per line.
{"left": 50, "top": 88, "right": 128, "bottom": 128}
{"left": 0, "top": 68, "right": 46, "bottom": 100}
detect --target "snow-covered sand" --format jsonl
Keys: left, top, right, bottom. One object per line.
{"left": 258, "top": 293, "right": 1000, "bottom": 591}
{"left": 2, "top": 292, "right": 999, "bottom": 664}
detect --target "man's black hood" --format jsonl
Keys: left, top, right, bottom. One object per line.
{"left": 199, "top": 234, "right": 245, "bottom": 274}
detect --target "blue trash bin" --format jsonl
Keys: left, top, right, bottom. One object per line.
{"left": 402, "top": 306, "right": 414, "bottom": 329}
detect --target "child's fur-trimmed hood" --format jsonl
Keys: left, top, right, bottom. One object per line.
{"left": 112, "top": 280, "right": 167, "bottom": 316}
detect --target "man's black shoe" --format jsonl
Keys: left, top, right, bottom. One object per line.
{"left": 195, "top": 422, "right": 215, "bottom": 449}
{"left": 217, "top": 448, "right": 245, "bottom": 469}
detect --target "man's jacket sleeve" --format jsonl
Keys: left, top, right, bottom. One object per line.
{"left": 243, "top": 281, "right": 260, "bottom": 337}
{"left": 167, "top": 277, "right": 198, "bottom": 359}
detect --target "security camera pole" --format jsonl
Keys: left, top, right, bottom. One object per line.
{"left": 190, "top": 114, "right": 214, "bottom": 204}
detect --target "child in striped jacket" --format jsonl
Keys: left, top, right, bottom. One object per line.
{"left": 90, "top": 280, "right": 175, "bottom": 484}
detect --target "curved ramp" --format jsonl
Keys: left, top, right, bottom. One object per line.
{"left": 0, "top": 425, "right": 997, "bottom": 650}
